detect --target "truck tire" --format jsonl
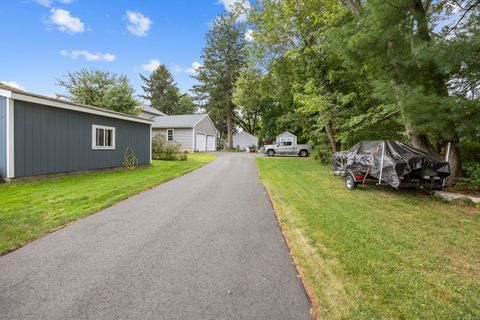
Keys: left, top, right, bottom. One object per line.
{"left": 345, "top": 175, "right": 357, "bottom": 190}
{"left": 299, "top": 150, "right": 308, "bottom": 157}
{"left": 267, "top": 149, "right": 275, "bottom": 157}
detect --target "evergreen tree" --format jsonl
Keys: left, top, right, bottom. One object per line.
{"left": 140, "top": 64, "right": 180, "bottom": 115}
{"left": 192, "top": 13, "right": 248, "bottom": 149}
{"left": 57, "top": 69, "right": 138, "bottom": 114}
{"left": 334, "top": 0, "right": 480, "bottom": 179}
{"left": 177, "top": 93, "right": 197, "bottom": 114}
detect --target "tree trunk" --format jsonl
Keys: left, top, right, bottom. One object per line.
{"left": 403, "top": 121, "right": 434, "bottom": 153}
{"left": 325, "top": 120, "right": 340, "bottom": 153}
{"left": 227, "top": 103, "right": 233, "bottom": 150}
{"left": 445, "top": 140, "right": 463, "bottom": 185}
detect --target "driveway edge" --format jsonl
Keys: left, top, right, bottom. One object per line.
{"left": 260, "top": 183, "right": 317, "bottom": 320}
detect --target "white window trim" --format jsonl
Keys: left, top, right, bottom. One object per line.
{"left": 6, "top": 97, "right": 15, "bottom": 178}
{"left": 92, "top": 124, "right": 116, "bottom": 150}
{"left": 167, "top": 128, "right": 175, "bottom": 142}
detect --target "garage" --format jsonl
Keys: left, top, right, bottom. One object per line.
{"left": 196, "top": 133, "right": 206, "bottom": 151}
{"left": 146, "top": 113, "right": 217, "bottom": 152}
{"left": 207, "top": 135, "right": 216, "bottom": 151}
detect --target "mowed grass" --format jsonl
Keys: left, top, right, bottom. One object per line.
{"left": 0, "top": 153, "right": 215, "bottom": 254}
{"left": 256, "top": 157, "right": 480, "bottom": 319}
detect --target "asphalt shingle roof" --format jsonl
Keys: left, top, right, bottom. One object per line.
{"left": 151, "top": 114, "right": 207, "bottom": 128}
{"left": 137, "top": 105, "right": 166, "bottom": 116}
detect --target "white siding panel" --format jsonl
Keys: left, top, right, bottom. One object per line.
{"left": 153, "top": 128, "right": 193, "bottom": 151}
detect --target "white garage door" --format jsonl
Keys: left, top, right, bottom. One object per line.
{"left": 207, "top": 135, "right": 216, "bottom": 151}
{"left": 196, "top": 133, "right": 206, "bottom": 151}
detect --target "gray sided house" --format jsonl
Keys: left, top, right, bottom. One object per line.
{"left": 151, "top": 114, "right": 218, "bottom": 152}
{"left": 233, "top": 131, "right": 259, "bottom": 151}
{"left": 0, "top": 88, "right": 152, "bottom": 180}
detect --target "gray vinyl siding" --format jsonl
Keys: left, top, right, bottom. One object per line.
{"left": 0, "top": 97, "right": 6, "bottom": 177}
{"left": 153, "top": 128, "right": 193, "bottom": 151}
{"left": 14, "top": 100, "right": 150, "bottom": 178}
{"left": 194, "top": 116, "right": 216, "bottom": 136}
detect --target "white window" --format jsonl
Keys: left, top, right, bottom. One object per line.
{"left": 92, "top": 125, "right": 116, "bottom": 150}
{"left": 167, "top": 129, "right": 174, "bottom": 141}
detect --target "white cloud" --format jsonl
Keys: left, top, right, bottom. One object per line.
{"left": 141, "top": 59, "right": 161, "bottom": 72}
{"left": 36, "top": 0, "right": 53, "bottom": 6}
{"left": 245, "top": 29, "right": 254, "bottom": 42}
{"left": 0, "top": 81, "right": 25, "bottom": 91}
{"left": 60, "top": 50, "right": 116, "bottom": 62}
{"left": 217, "top": 0, "right": 251, "bottom": 21}
{"left": 126, "top": 11, "right": 152, "bottom": 37}
{"left": 48, "top": 8, "right": 84, "bottom": 33}
{"left": 36, "top": 0, "right": 73, "bottom": 7}
{"left": 174, "top": 61, "right": 203, "bottom": 75}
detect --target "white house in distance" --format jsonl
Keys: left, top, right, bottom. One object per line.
{"left": 138, "top": 107, "right": 218, "bottom": 152}
{"left": 233, "top": 131, "right": 259, "bottom": 151}
{"left": 276, "top": 131, "right": 297, "bottom": 145}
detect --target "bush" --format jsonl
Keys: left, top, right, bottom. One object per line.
{"left": 152, "top": 135, "right": 183, "bottom": 160}
{"left": 461, "top": 139, "right": 480, "bottom": 163}
{"left": 463, "top": 162, "right": 480, "bottom": 193}
{"left": 177, "top": 153, "right": 188, "bottom": 161}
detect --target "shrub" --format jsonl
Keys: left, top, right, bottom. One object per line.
{"left": 152, "top": 135, "right": 167, "bottom": 159}
{"left": 463, "top": 162, "right": 480, "bottom": 193}
{"left": 152, "top": 135, "right": 183, "bottom": 161}
{"left": 461, "top": 139, "right": 480, "bottom": 163}
{"left": 177, "top": 153, "right": 188, "bottom": 161}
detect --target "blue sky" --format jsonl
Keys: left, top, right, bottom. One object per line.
{"left": 0, "top": 0, "right": 243, "bottom": 99}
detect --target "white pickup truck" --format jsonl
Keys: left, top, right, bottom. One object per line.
{"left": 263, "top": 141, "right": 312, "bottom": 157}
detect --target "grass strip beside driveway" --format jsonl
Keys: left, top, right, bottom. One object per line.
{"left": 256, "top": 157, "right": 480, "bottom": 319}
{"left": 0, "top": 153, "right": 215, "bottom": 254}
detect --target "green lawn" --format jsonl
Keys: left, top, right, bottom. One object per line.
{"left": 256, "top": 157, "right": 480, "bottom": 320}
{"left": 0, "top": 153, "right": 215, "bottom": 254}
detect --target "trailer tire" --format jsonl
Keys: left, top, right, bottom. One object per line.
{"left": 345, "top": 175, "right": 357, "bottom": 190}
{"left": 267, "top": 149, "right": 275, "bottom": 157}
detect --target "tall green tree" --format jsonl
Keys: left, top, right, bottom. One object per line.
{"left": 232, "top": 69, "right": 265, "bottom": 135}
{"left": 177, "top": 93, "right": 197, "bottom": 114}
{"left": 334, "top": 0, "right": 480, "bottom": 179}
{"left": 140, "top": 64, "right": 180, "bottom": 115}
{"left": 249, "top": 0, "right": 398, "bottom": 154}
{"left": 57, "top": 69, "right": 138, "bottom": 114}
{"left": 192, "top": 12, "right": 248, "bottom": 149}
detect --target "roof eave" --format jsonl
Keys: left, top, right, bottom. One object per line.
{"left": 1, "top": 90, "right": 152, "bottom": 124}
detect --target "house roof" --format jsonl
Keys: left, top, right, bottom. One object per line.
{"left": 137, "top": 105, "right": 166, "bottom": 116}
{"left": 277, "top": 131, "right": 296, "bottom": 138}
{"left": 234, "top": 131, "right": 258, "bottom": 140}
{"left": 151, "top": 114, "right": 208, "bottom": 129}
{"left": 0, "top": 87, "right": 152, "bottom": 125}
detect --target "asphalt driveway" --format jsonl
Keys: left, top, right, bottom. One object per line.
{"left": 0, "top": 152, "right": 311, "bottom": 320}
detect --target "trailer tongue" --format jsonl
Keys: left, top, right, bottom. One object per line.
{"left": 332, "top": 140, "right": 450, "bottom": 189}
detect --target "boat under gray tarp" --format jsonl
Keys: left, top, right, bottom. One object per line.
{"left": 332, "top": 140, "right": 450, "bottom": 188}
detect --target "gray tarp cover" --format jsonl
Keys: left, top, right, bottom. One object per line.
{"left": 333, "top": 140, "right": 450, "bottom": 188}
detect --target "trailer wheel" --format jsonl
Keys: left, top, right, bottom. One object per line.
{"left": 267, "top": 149, "right": 275, "bottom": 157}
{"left": 345, "top": 175, "right": 357, "bottom": 190}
